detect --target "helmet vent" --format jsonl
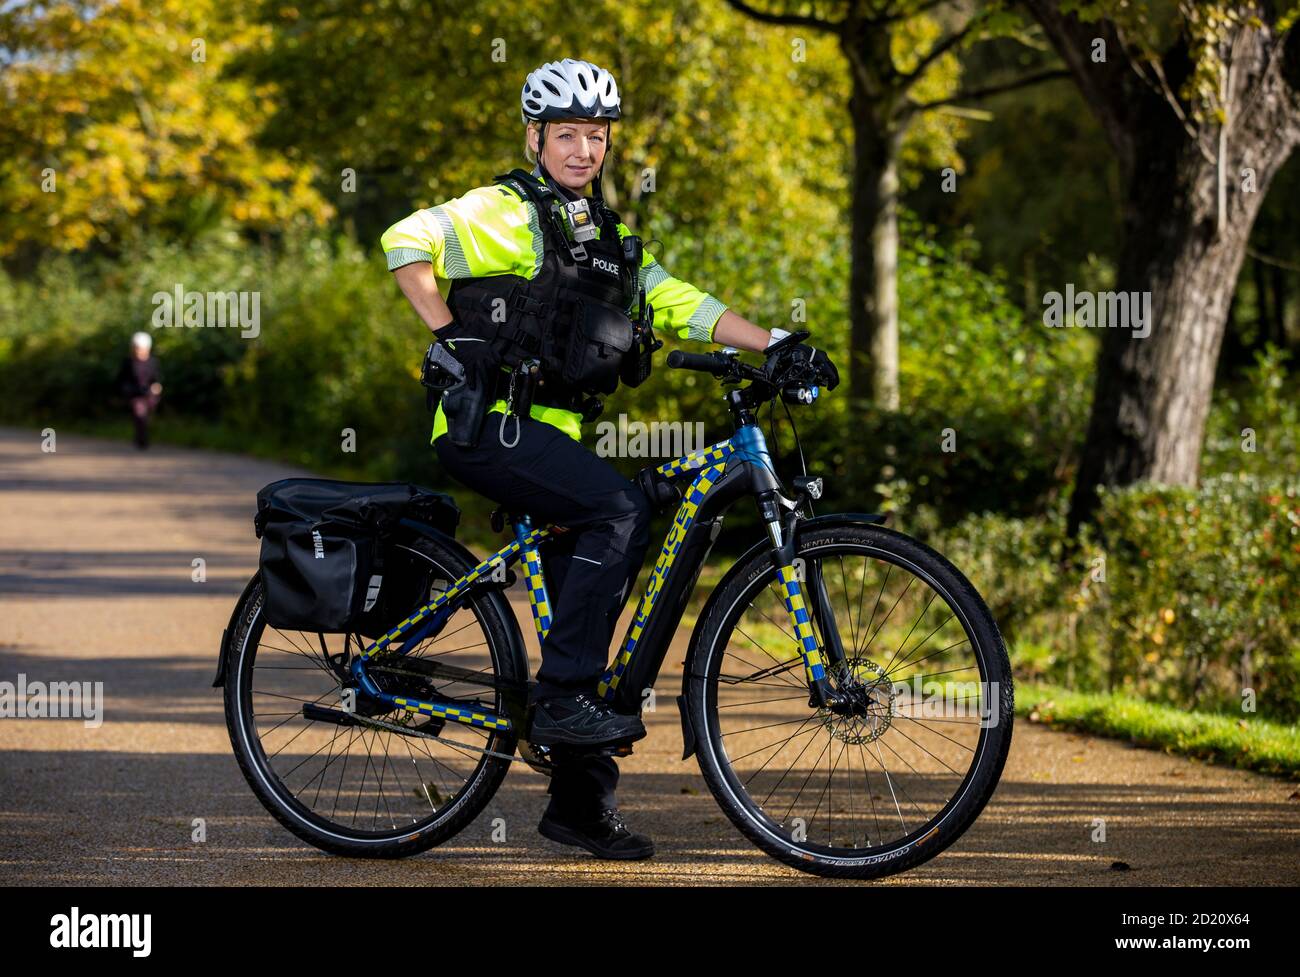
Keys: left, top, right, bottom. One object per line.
{"left": 520, "top": 58, "right": 621, "bottom": 122}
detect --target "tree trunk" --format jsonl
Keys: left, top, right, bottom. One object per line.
{"left": 847, "top": 82, "right": 902, "bottom": 412}
{"left": 1064, "top": 29, "right": 1300, "bottom": 532}
{"left": 1069, "top": 176, "right": 1253, "bottom": 531}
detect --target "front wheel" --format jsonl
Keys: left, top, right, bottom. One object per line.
{"left": 688, "top": 520, "right": 1013, "bottom": 880}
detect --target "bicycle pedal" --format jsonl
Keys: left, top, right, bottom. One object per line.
{"left": 545, "top": 740, "right": 636, "bottom": 760}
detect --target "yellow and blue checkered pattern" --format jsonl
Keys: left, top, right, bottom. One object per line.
{"left": 656, "top": 441, "right": 733, "bottom": 480}
{"left": 362, "top": 524, "right": 552, "bottom": 659}
{"left": 357, "top": 525, "right": 556, "bottom": 732}
{"left": 392, "top": 696, "right": 512, "bottom": 730}
{"left": 599, "top": 461, "right": 728, "bottom": 699}
{"left": 774, "top": 563, "right": 826, "bottom": 683}
{"left": 520, "top": 542, "right": 551, "bottom": 640}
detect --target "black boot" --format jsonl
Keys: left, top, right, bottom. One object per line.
{"left": 529, "top": 691, "right": 645, "bottom": 748}
{"left": 538, "top": 807, "right": 655, "bottom": 860}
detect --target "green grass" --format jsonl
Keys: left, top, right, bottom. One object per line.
{"left": 1016, "top": 682, "right": 1300, "bottom": 780}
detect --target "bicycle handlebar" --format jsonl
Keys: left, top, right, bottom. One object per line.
{"left": 665, "top": 350, "right": 732, "bottom": 376}
{"left": 665, "top": 336, "right": 830, "bottom": 412}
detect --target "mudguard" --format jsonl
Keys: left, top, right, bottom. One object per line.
{"left": 213, "top": 572, "right": 262, "bottom": 689}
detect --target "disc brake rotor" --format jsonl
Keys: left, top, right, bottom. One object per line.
{"left": 818, "top": 657, "right": 895, "bottom": 744}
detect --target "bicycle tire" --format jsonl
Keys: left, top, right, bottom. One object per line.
{"left": 687, "top": 520, "right": 1013, "bottom": 880}
{"left": 223, "top": 532, "right": 524, "bottom": 858}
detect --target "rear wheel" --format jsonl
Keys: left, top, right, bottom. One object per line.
{"left": 223, "top": 533, "right": 525, "bottom": 858}
{"left": 688, "top": 521, "right": 1013, "bottom": 879}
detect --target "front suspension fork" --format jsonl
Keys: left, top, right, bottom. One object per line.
{"left": 762, "top": 502, "right": 848, "bottom": 709}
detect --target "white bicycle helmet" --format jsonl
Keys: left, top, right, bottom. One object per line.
{"left": 521, "top": 58, "right": 621, "bottom": 124}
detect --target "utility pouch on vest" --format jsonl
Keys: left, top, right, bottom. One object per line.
{"left": 453, "top": 168, "right": 651, "bottom": 401}
{"left": 562, "top": 297, "right": 635, "bottom": 395}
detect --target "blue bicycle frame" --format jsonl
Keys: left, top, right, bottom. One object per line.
{"left": 345, "top": 418, "right": 832, "bottom": 738}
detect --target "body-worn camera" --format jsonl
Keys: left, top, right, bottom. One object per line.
{"left": 561, "top": 199, "right": 599, "bottom": 243}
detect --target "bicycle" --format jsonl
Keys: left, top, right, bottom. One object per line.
{"left": 215, "top": 332, "right": 1013, "bottom": 879}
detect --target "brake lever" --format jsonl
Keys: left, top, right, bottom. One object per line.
{"left": 717, "top": 347, "right": 746, "bottom": 385}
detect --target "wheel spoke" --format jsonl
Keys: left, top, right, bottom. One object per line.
{"left": 228, "top": 548, "right": 512, "bottom": 847}
{"left": 704, "top": 536, "right": 1007, "bottom": 871}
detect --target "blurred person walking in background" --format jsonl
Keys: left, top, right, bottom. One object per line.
{"left": 117, "top": 332, "right": 163, "bottom": 450}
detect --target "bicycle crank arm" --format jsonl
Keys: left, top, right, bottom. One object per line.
{"left": 303, "top": 701, "right": 447, "bottom": 735}
{"left": 302, "top": 702, "right": 364, "bottom": 727}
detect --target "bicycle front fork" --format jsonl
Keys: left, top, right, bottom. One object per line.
{"left": 761, "top": 499, "right": 848, "bottom": 710}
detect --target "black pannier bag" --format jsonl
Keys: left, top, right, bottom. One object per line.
{"left": 253, "top": 479, "right": 460, "bottom": 636}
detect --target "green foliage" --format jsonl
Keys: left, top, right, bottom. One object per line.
{"left": 234, "top": 0, "right": 849, "bottom": 246}
{"left": 915, "top": 467, "right": 1300, "bottom": 724}
{"left": 1092, "top": 474, "right": 1300, "bottom": 722}
{"left": 904, "top": 500, "right": 1084, "bottom": 649}
{"left": 0, "top": 0, "right": 329, "bottom": 258}
{"left": 1, "top": 201, "right": 1096, "bottom": 526}
{"left": 934, "top": 78, "right": 1116, "bottom": 311}
{"left": 873, "top": 215, "right": 1095, "bottom": 519}
{"left": 1204, "top": 345, "right": 1300, "bottom": 480}
{"left": 0, "top": 232, "right": 440, "bottom": 483}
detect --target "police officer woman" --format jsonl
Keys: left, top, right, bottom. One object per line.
{"left": 381, "top": 58, "right": 828, "bottom": 860}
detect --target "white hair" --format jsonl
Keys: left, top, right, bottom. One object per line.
{"left": 131, "top": 331, "right": 153, "bottom": 351}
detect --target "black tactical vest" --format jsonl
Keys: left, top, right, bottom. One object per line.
{"left": 444, "top": 168, "right": 647, "bottom": 411}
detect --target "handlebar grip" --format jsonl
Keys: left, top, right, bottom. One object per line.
{"left": 666, "top": 350, "right": 728, "bottom": 375}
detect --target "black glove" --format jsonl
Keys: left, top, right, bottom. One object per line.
{"left": 769, "top": 343, "right": 840, "bottom": 392}
{"left": 434, "top": 321, "right": 501, "bottom": 388}
{"left": 808, "top": 346, "right": 839, "bottom": 390}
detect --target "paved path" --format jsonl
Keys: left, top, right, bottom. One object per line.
{"left": 1, "top": 428, "right": 1296, "bottom": 885}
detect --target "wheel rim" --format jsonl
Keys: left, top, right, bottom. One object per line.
{"left": 232, "top": 547, "right": 510, "bottom": 842}
{"left": 704, "top": 539, "right": 1003, "bottom": 861}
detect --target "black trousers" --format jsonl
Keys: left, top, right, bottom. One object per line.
{"left": 434, "top": 413, "right": 652, "bottom": 820}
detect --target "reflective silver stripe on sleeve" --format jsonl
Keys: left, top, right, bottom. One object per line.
{"left": 641, "top": 259, "right": 671, "bottom": 294}
{"left": 687, "top": 296, "right": 728, "bottom": 342}
{"left": 385, "top": 248, "right": 433, "bottom": 271}
{"left": 428, "top": 206, "right": 471, "bottom": 277}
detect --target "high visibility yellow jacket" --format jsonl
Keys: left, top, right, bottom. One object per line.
{"left": 381, "top": 172, "right": 728, "bottom": 443}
